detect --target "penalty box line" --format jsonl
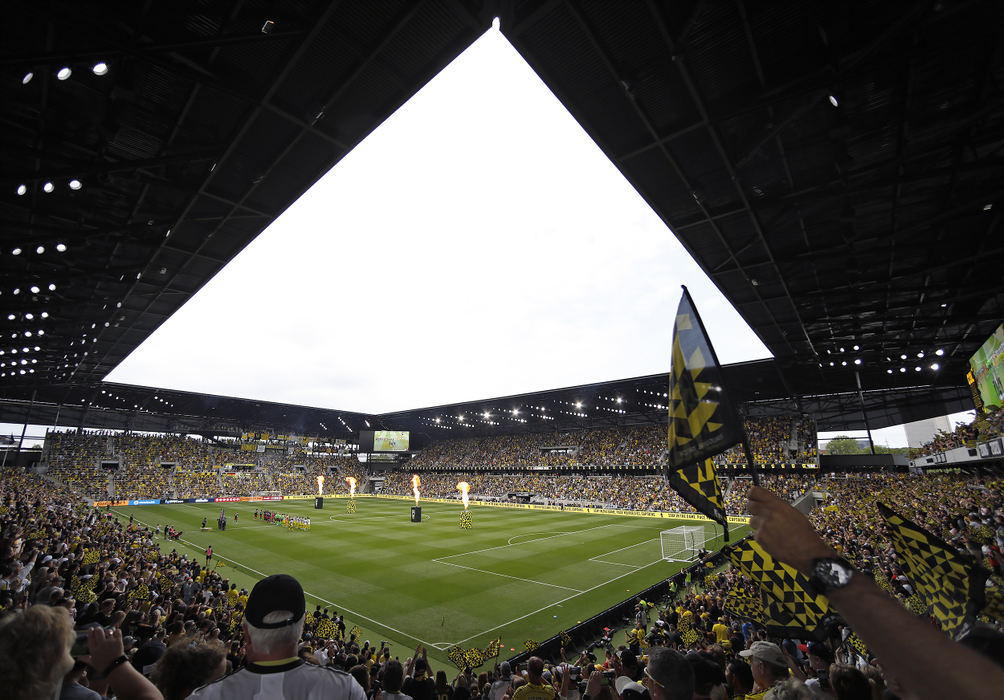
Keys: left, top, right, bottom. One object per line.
{"left": 451, "top": 554, "right": 666, "bottom": 648}
{"left": 113, "top": 509, "right": 443, "bottom": 651}
{"left": 588, "top": 537, "right": 660, "bottom": 567}
{"left": 435, "top": 520, "right": 636, "bottom": 561}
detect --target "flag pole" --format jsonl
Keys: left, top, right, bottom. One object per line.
{"left": 741, "top": 433, "right": 760, "bottom": 487}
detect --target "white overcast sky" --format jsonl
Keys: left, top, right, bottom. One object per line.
{"left": 107, "top": 25, "right": 772, "bottom": 413}
{"left": 3, "top": 26, "right": 971, "bottom": 447}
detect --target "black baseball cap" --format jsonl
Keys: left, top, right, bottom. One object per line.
{"left": 244, "top": 574, "right": 305, "bottom": 628}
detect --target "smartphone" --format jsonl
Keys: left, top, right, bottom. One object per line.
{"left": 70, "top": 631, "right": 89, "bottom": 657}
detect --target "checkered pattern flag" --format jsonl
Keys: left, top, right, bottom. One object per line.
{"left": 667, "top": 287, "right": 745, "bottom": 467}
{"left": 981, "top": 578, "right": 1004, "bottom": 624}
{"left": 668, "top": 459, "right": 728, "bottom": 540}
{"left": 485, "top": 638, "right": 503, "bottom": 659}
{"left": 878, "top": 502, "right": 986, "bottom": 639}
{"left": 447, "top": 646, "right": 466, "bottom": 671}
{"left": 724, "top": 580, "right": 765, "bottom": 624}
{"left": 727, "top": 538, "right": 834, "bottom": 639}
{"left": 845, "top": 631, "right": 869, "bottom": 658}
{"left": 666, "top": 288, "right": 744, "bottom": 540}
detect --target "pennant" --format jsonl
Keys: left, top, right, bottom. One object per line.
{"left": 878, "top": 502, "right": 986, "bottom": 638}
{"left": 667, "top": 459, "right": 729, "bottom": 540}
{"left": 723, "top": 581, "right": 765, "bottom": 624}
{"left": 447, "top": 646, "right": 466, "bottom": 670}
{"left": 845, "top": 631, "right": 869, "bottom": 658}
{"left": 485, "top": 638, "right": 503, "bottom": 659}
{"left": 666, "top": 288, "right": 742, "bottom": 539}
{"left": 667, "top": 287, "right": 745, "bottom": 467}
{"left": 981, "top": 578, "right": 1004, "bottom": 624}
{"left": 727, "top": 538, "right": 834, "bottom": 639}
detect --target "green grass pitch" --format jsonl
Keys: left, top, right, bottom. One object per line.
{"left": 116, "top": 497, "right": 748, "bottom": 669}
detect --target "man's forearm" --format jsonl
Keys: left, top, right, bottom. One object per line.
{"left": 825, "top": 575, "right": 1002, "bottom": 700}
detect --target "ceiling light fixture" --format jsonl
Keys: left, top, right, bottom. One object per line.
{"left": 56, "top": 67, "right": 72, "bottom": 80}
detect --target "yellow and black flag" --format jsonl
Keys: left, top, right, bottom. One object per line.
{"left": 727, "top": 538, "right": 835, "bottom": 639}
{"left": 667, "top": 459, "right": 729, "bottom": 539}
{"left": 877, "top": 502, "right": 986, "bottom": 638}
{"left": 724, "top": 580, "right": 765, "bottom": 624}
{"left": 667, "top": 287, "right": 743, "bottom": 539}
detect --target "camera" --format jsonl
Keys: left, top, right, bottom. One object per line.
{"left": 569, "top": 666, "right": 580, "bottom": 679}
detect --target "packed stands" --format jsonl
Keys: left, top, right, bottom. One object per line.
{"left": 1, "top": 465, "right": 999, "bottom": 700}
{"left": 911, "top": 406, "right": 1004, "bottom": 458}
{"left": 42, "top": 430, "right": 368, "bottom": 501}
{"left": 407, "top": 416, "right": 816, "bottom": 473}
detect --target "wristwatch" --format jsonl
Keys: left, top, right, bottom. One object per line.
{"left": 808, "top": 557, "right": 854, "bottom": 593}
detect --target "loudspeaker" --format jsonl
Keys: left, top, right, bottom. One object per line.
{"left": 314, "top": 497, "right": 323, "bottom": 509}
{"left": 411, "top": 506, "right": 422, "bottom": 522}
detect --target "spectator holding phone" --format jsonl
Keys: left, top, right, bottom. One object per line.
{"left": 512, "top": 657, "right": 556, "bottom": 700}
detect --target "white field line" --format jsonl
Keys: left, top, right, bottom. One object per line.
{"left": 507, "top": 531, "right": 571, "bottom": 545}
{"left": 589, "top": 537, "right": 659, "bottom": 567}
{"left": 436, "top": 521, "right": 634, "bottom": 561}
{"left": 120, "top": 507, "right": 672, "bottom": 651}
{"left": 451, "top": 556, "right": 664, "bottom": 647}
{"left": 434, "top": 559, "right": 584, "bottom": 593}
{"left": 113, "top": 509, "right": 442, "bottom": 650}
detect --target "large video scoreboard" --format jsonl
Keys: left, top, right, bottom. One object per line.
{"left": 358, "top": 430, "right": 410, "bottom": 452}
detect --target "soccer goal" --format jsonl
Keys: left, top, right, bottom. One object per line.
{"left": 660, "top": 525, "right": 707, "bottom": 562}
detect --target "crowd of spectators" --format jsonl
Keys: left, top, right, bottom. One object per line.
{"left": 0, "top": 468, "right": 387, "bottom": 699}
{"left": 408, "top": 417, "right": 817, "bottom": 473}
{"left": 911, "top": 406, "right": 1004, "bottom": 458}
{"left": 379, "top": 472, "right": 820, "bottom": 516}
{"left": 714, "top": 415, "right": 818, "bottom": 468}
{"left": 4, "top": 464, "right": 1001, "bottom": 699}
{"left": 812, "top": 473, "right": 1004, "bottom": 580}
{"left": 42, "top": 430, "right": 366, "bottom": 501}
{"left": 40, "top": 419, "right": 819, "bottom": 505}
{"left": 42, "top": 425, "right": 826, "bottom": 515}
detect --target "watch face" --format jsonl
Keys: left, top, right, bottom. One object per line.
{"left": 822, "top": 561, "right": 853, "bottom": 586}
{"left": 813, "top": 558, "right": 853, "bottom": 590}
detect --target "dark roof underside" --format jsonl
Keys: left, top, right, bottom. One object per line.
{"left": 1, "top": 0, "right": 1000, "bottom": 441}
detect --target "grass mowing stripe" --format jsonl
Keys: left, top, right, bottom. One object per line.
{"left": 115, "top": 499, "right": 748, "bottom": 668}
{"left": 113, "top": 507, "right": 447, "bottom": 650}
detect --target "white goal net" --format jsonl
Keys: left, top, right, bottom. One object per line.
{"left": 660, "top": 525, "right": 707, "bottom": 562}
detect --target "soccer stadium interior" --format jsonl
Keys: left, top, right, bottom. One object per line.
{"left": 2, "top": 2, "right": 1004, "bottom": 698}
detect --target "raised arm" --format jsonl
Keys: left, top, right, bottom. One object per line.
{"left": 747, "top": 486, "right": 1004, "bottom": 700}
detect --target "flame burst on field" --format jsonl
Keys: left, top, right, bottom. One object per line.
{"left": 317, "top": 475, "right": 324, "bottom": 495}
{"left": 345, "top": 476, "right": 357, "bottom": 498}
{"left": 458, "top": 481, "right": 472, "bottom": 529}
{"left": 412, "top": 474, "right": 420, "bottom": 505}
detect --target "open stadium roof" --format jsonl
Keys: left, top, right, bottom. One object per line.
{"left": 2, "top": 1, "right": 1001, "bottom": 441}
